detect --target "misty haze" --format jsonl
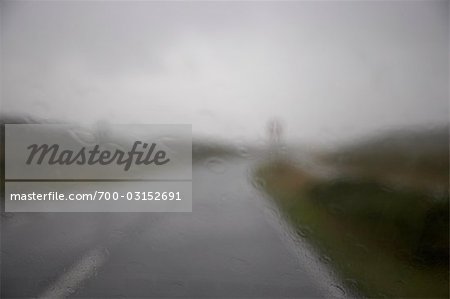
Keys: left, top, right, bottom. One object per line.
{"left": 0, "top": 1, "right": 448, "bottom": 298}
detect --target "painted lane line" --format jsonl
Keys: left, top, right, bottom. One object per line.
{"left": 38, "top": 247, "right": 108, "bottom": 299}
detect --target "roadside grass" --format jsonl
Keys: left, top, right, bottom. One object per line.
{"left": 256, "top": 161, "right": 449, "bottom": 298}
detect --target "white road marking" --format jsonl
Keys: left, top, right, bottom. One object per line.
{"left": 38, "top": 247, "right": 108, "bottom": 299}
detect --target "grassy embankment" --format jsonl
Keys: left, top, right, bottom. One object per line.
{"left": 256, "top": 130, "right": 449, "bottom": 298}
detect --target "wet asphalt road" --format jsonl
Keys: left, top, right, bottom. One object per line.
{"left": 1, "top": 159, "right": 325, "bottom": 298}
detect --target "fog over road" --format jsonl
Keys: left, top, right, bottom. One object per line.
{"left": 1, "top": 158, "right": 331, "bottom": 298}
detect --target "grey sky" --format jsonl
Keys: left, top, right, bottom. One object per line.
{"left": 1, "top": 1, "right": 448, "bottom": 144}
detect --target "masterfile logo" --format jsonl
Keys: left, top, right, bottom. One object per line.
{"left": 26, "top": 141, "right": 171, "bottom": 171}
{"left": 5, "top": 124, "right": 192, "bottom": 180}
{"left": 4, "top": 124, "right": 192, "bottom": 212}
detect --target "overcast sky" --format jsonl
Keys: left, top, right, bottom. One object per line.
{"left": 1, "top": 1, "right": 448, "bottom": 144}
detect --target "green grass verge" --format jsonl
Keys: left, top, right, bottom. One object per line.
{"left": 256, "top": 161, "right": 449, "bottom": 298}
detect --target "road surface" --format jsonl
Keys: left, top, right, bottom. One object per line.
{"left": 1, "top": 158, "right": 330, "bottom": 298}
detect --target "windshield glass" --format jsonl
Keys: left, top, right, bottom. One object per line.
{"left": 1, "top": 1, "right": 448, "bottom": 298}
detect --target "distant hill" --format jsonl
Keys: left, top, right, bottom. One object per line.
{"left": 0, "top": 113, "right": 241, "bottom": 164}
{"left": 0, "top": 113, "right": 47, "bottom": 124}
{"left": 192, "top": 139, "right": 239, "bottom": 162}
{"left": 324, "top": 127, "right": 448, "bottom": 190}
